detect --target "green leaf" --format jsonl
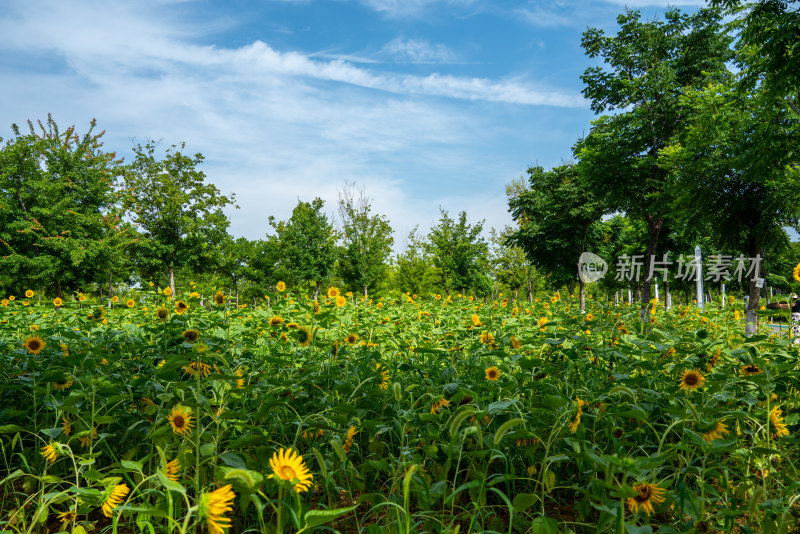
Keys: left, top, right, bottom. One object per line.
{"left": 512, "top": 493, "right": 539, "bottom": 512}
{"left": 296, "top": 505, "right": 357, "bottom": 534}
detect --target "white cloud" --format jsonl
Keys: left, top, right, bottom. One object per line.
{"left": 358, "top": 0, "right": 479, "bottom": 18}
{"left": 382, "top": 37, "right": 458, "bottom": 64}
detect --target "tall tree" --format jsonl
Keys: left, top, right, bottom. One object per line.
{"left": 391, "top": 227, "right": 438, "bottom": 296}
{"left": 269, "top": 198, "right": 336, "bottom": 300}
{"left": 488, "top": 227, "right": 541, "bottom": 302}
{"left": 426, "top": 209, "right": 490, "bottom": 296}
{"left": 123, "top": 141, "right": 236, "bottom": 294}
{"left": 574, "top": 7, "right": 734, "bottom": 320}
{"left": 661, "top": 80, "right": 800, "bottom": 334}
{"left": 506, "top": 163, "right": 603, "bottom": 311}
{"left": 337, "top": 183, "right": 394, "bottom": 297}
{"left": 0, "top": 116, "right": 132, "bottom": 297}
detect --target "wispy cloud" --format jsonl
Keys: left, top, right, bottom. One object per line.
{"left": 382, "top": 37, "right": 458, "bottom": 64}
{"left": 358, "top": 0, "right": 480, "bottom": 18}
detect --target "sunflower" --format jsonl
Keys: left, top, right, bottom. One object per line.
{"left": 183, "top": 361, "right": 212, "bottom": 378}
{"left": 101, "top": 484, "right": 129, "bottom": 517}
{"left": 168, "top": 405, "right": 194, "bottom": 436}
{"left": 480, "top": 331, "right": 494, "bottom": 345}
{"left": 770, "top": 406, "right": 790, "bottom": 439}
{"left": 703, "top": 420, "right": 729, "bottom": 442}
{"left": 510, "top": 336, "right": 521, "bottom": 349}
{"left": 376, "top": 363, "right": 390, "bottom": 389}
{"left": 24, "top": 336, "right": 46, "bottom": 355}
{"left": 741, "top": 364, "right": 762, "bottom": 376}
{"left": 276, "top": 281, "right": 286, "bottom": 292}
{"left": 793, "top": 263, "right": 800, "bottom": 284}
{"left": 430, "top": 398, "right": 451, "bottom": 415}
{"left": 568, "top": 397, "right": 586, "bottom": 433}
{"left": 626, "top": 482, "right": 666, "bottom": 516}
{"left": 336, "top": 296, "right": 347, "bottom": 307}
{"left": 175, "top": 300, "right": 189, "bottom": 314}
{"left": 52, "top": 376, "right": 74, "bottom": 391}
{"left": 485, "top": 366, "right": 500, "bottom": 381}
{"left": 234, "top": 367, "right": 245, "bottom": 388}
{"left": 585, "top": 313, "right": 594, "bottom": 321}
{"left": 165, "top": 458, "right": 181, "bottom": 482}
{"left": 286, "top": 322, "right": 298, "bottom": 329}
{"left": 182, "top": 329, "right": 200, "bottom": 343}
{"left": 156, "top": 307, "right": 169, "bottom": 321}
{"left": 345, "top": 333, "right": 359, "bottom": 344}
{"left": 62, "top": 417, "right": 71, "bottom": 437}
{"left": 126, "top": 298, "right": 135, "bottom": 308}
{"left": 57, "top": 510, "right": 76, "bottom": 526}
{"left": 270, "top": 448, "right": 314, "bottom": 493}
{"left": 471, "top": 314, "right": 482, "bottom": 327}
{"left": 679, "top": 369, "right": 705, "bottom": 391}
{"left": 269, "top": 316, "right": 283, "bottom": 327}
{"left": 199, "top": 484, "right": 235, "bottom": 534}
{"left": 163, "top": 287, "right": 172, "bottom": 296}
{"left": 213, "top": 291, "right": 226, "bottom": 305}
{"left": 53, "top": 297, "right": 63, "bottom": 307}
{"left": 25, "top": 289, "right": 34, "bottom": 298}
{"left": 1, "top": 299, "right": 7, "bottom": 306}
{"left": 298, "top": 326, "right": 312, "bottom": 346}
{"left": 538, "top": 317, "right": 548, "bottom": 331}
{"left": 343, "top": 426, "right": 358, "bottom": 454}
{"left": 327, "top": 286, "right": 340, "bottom": 298}
{"left": 91, "top": 306, "right": 106, "bottom": 321}
{"left": 41, "top": 443, "right": 58, "bottom": 465}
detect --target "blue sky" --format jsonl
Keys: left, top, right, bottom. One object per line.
{"left": 0, "top": 0, "right": 707, "bottom": 248}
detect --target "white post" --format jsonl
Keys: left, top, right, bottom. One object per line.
{"left": 721, "top": 283, "right": 726, "bottom": 308}
{"left": 628, "top": 288, "right": 632, "bottom": 304}
{"left": 695, "top": 245, "right": 704, "bottom": 310}
{"left": 655, "top": 281, "right": 659, "bottom": 302}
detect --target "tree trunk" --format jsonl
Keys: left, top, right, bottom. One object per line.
{"left": 169, "top": 267, "right": 176, "bottom": 296}
{"left": 640, "top": 218, "right": 663, "bottom": 322}
{"left": 108, "top": 271, "right": 113, "bottom": 299}
{"left": 579, "top": 279, "right": 586, "bottom": 313}
{"left": 745, "top": 246, "right": 762, "bottom": 337}
{"left": 55, "top": 280, "right": 62, "bottom": 299}
{"left": 527, "top": 278, "right": 533, "bottom": 303}
{"left": 235, "top": 286, "right": 239, "bottom": 308}
{"left": 363, "top": 285, "right": 368, "bottom": 298}
{"left": 313, "top": 281, "right": 321, "bottom": 301}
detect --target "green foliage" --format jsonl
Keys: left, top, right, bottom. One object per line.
{"left": 0, "top": 115, "right": 133, "bottom": 296}
{"left": 123, "top": 142, "right": 236, "bottom": 290}
{"left": 269, "top": 198, "right": 337, "bottom": 296}
{"left": 391, "top": 227, "right": 439, "bottom": 296}
{"left": 337, "top": 184, "right": 394, "bottom": 297}
{"left": 507, "top": 163, "right": 603, "bottom": 289}
{"left": 426, "top": 209, "right": 490, "bottom": 295}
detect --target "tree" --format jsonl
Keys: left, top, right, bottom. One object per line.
{"left": 488, "top": 227, "right": 541, "bottom": 302}
{"left": 0, "top": 116, "right": 133, "bottom": 297}
{"left": 123, "top": 141, "right": 236, "bottom": 294}
{"left": 269, "top": 198, "right": 336, "bottom": 300}
{"left": 426, "top": 209, "right": 490, "bottom": 296}
{"left": 574, "top": 7, "right": 734, "bottom": 320}
{"left": 506, "top": 163, "right": 603, "bottom": 311}
{"left": 337, "top": 183, "right": 394, "bottom": 297}
{"left": 712, "top": 0, "right": 800, "bottom": 114}
{"left": 391, "top": 227, "right": 438, "bottom": 296}
{"left": 661, "top": 80, "right": 800, "bottom": 334}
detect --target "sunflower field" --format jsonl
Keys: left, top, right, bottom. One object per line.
{"left": 1, "top": 285, "right": 799, "bottom": 534}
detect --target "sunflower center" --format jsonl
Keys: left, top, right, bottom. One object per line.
{"left": 634, "top": 486, "right": 652, "bottom": 502}
{"left": 29, "top": 340, "right": 41, "bottom": 350}
{"left": 173, "top": 415, "right": 185, "bottom": 428}
{"left": 684, "top": 373, "right": 698, "bottom": 386}
{"left": 279, "top": 465, "right": 297, "bottom": 480}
